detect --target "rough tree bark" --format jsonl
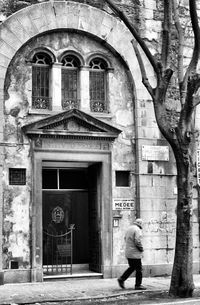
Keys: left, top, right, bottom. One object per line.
{"left": 105, "top": 0, "right": 200, "bottom": 297}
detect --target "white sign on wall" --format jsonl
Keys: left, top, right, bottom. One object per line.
{"left": 113, "top": 199, "right": 135, "bottom": 210}
{"left": 142, "top": 145, "right": 169, "bottom": 161}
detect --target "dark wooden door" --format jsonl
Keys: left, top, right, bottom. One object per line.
{"left": 71, "top": 191, "right": 89, "bottom": 264}
{"left": 88, "top": 164, "right": 101, "bottom": 272}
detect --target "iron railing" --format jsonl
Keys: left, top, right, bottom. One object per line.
{"left": 43, "top": 224, "right": 75, "bottom": 275}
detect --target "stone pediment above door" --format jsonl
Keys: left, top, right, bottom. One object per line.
{"left": 22, "top": 109, "right": 121, "bottom": 141}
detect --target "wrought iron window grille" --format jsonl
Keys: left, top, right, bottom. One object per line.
{"left": 9, "top": 168, "right": 26, "bottom": 185}
{"left": 32, "top": 53, "right": 51, "bottom": 110}
{"left": 62, "top": 99, "right": 80, "bottom": 110}
{"left": 61, "top": 55, "right": 80, "bottom": 110}
{"left": 89, "top": 58, "right": 108, "bottom": 113}
{"left": 32, "top": 96, "right": 52, "bottom": 110}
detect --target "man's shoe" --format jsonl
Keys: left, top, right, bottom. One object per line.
{"left": 118, "top": 278, "right": 125, "bottom": 289}
{"left": 135, "top": 285, "right": 147, "bottom": 290}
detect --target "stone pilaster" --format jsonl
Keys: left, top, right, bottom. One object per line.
{"left": 51, "top": 63, "right": 62, "bottom": 111}
{"left": 80, "top": 66, "right": 90, "bottom": 112}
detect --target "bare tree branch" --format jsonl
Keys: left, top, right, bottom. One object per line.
{"left": 131, "top": 40, "right": 154, "bottom": 98}
{"left": 180, "top": 1, "right": 200, "bottom": 124}
{"left": 180, "top": 74, "right": 200, "bottom": 128}
{"left": 104, "top": 0, "right": 160, "bottom": 76}
{"left": 172, "top": 0, "right": 185, "bottom": 107}
{"left": 183, "top": 0, "right": 200, "bottom": 85}
{"left": 172, "top": 0, "right": 184, "bottom": 83}
{"left": 161, "top": 0, "right": 172, "bottom": 69}
{"left": 192, "top": 96, "right": 200, "bottom": 108}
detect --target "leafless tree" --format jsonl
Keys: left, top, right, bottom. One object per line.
{"left": 105, "top": 0, "right": 200, "bottom": 298}
{"left": 1, "top": 0, "right": 200, "bottom": 298}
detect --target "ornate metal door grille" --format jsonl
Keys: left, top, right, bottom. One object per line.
{"left": 43, "top": 225, "right": 74, "bottom": 275}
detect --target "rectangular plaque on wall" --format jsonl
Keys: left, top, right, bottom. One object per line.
{"left": 113, "top": 199, "right": 135, "bottom": 210}
{"left": 142, "top": 145, "right": 169, "bottom": 161}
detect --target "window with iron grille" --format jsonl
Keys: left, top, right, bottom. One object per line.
{"left": 89, "top": 57, "right": 108, "bottom": 113}
{"left": 32, "top": 53, "right": 52, "bottom": 110}
{"left": 9, "top": 168, "right": 26, "bottom": 185}
{"left": 61, "top": 55, "right": 80, "bottom": 110}
{"left": 115, "top": 171, "right": 130, "bottom": 187}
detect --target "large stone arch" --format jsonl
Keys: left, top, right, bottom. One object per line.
{"left": 0, "top": 1, "right": 154, "bottom": 101}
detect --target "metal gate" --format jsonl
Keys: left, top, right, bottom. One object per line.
{"left": 43, "top": 224, "right": 75, "bottom": 275}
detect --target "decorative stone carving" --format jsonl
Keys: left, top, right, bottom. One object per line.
{"left": 38, "top": 138, "right": 110, "bottom": 151}
{"left": 22, "top": 109, "right": 121, "bottom": 143}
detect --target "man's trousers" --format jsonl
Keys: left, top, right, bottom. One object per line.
{"left": 120, "top": 258, "right": 142, "bottom": 286}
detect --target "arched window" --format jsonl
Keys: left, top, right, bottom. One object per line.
{"left": 61, "top": 55, "right": 80, "bottom": 110}
{"left": 32, "top": 52, "right": 52, "bottom": 110}
{"left": 89, "top": 57, "right": 108, "bottom": 112}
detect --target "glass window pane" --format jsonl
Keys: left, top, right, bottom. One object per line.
{"left": 59, "top": 169, "right": 88, "bottom": 189}
{"left": 42, "top": 169, "right": 58, "bottom": 189}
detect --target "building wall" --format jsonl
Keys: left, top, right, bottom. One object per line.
{"left": 0, "top": 0, "right": 199, "bottom": 282}
{"left": 2, "top": 27, "right": 136, "bottom": 276}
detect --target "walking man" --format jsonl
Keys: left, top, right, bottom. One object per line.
{"left": 118, "top": 218, "right": 146, "bottom": 290}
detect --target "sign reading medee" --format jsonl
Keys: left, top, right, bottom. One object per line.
{"left": 113, "top": 199, "right": 135, "bottom": 210}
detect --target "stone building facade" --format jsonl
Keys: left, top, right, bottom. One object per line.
{"left": 0, "top": 0, "right": 199, "bottom": 283}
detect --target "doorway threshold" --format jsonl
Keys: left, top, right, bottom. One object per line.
{"left": 43, "top": 271, "right": 103, "bottom": 281}
{"left": 43, "top": 264, "right": 103, "bottom": 281}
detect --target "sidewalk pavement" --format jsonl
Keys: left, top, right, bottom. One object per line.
{"left": 0, "top": 275, "right": 200, "bottom": 305}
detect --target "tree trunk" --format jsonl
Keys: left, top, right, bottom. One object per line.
{"left": 169, "top": 148, "right": 195, "bottom": 297}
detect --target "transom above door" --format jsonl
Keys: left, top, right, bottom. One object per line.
{"left": 42, "top": 167, "right": 88, "bottom": 190}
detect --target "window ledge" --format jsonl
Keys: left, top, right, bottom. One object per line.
{"left": 91, "top": 112, "right": 113, "bottom": 119}
{"left": 28, "top": 108, "right": 114, "bottom": 119}
{"left": 29, "top": 109, "right": 56, "bottom": 116}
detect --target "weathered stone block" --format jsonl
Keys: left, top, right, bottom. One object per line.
{"left": 86, "top": 7, "right": 104, "bottom": 34}
{"left": 143, "top": 8, "right": 154, "bottom": 19}
{"left": 0, "top": 54, "right": 11, "bottom": 68}
{"left": 0, "top": 78, "right": 6, "bottom": 92}
{"left": 144, "top": 0, "right": 156, "bottom": 10}
{"left": 0, "top": 25, "right": 21, "bottom": 51}
{"left": 78, "top": 6, "right": 91, "bottom": 31}
{"left": 40, "top": 3, "right": 57, "bottom": 31}
{"left": 0, "top": 42, "right": 15, "bottom": 60}
{"left": 28, "top": 8, "right": 49, "bottom": 33}
{"left": 106, "top": 20, "right": 131, "bottom": 47}
{"left": 17, "top": 11, "right": 39, "bottom": 37}
{"left": 4, "top": 17, "right": 30, "bottom": 44}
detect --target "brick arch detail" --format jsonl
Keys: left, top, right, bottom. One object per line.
{"left": 0, "top": 1, "right": 153, "bottom": 100}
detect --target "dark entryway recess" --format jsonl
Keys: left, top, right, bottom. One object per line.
{"left": 42, "top": 164, "right": 101, "bottom": 275}
{"left": 88, "top": 163, "right": 101, "bottom": 273}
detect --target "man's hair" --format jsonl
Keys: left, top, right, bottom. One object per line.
{"left": 135, "top": 218, "right": 143, "bottom": 227}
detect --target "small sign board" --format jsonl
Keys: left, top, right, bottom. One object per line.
{"left": 113, "top": 199, "right": 135, "bottom": 210}
{"left": 142, "top": 145, "right": 169, "bottom": 161}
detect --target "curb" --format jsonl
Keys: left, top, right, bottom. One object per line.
{"left": 0, "top": 288, "right": 169, "bottom": 305}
